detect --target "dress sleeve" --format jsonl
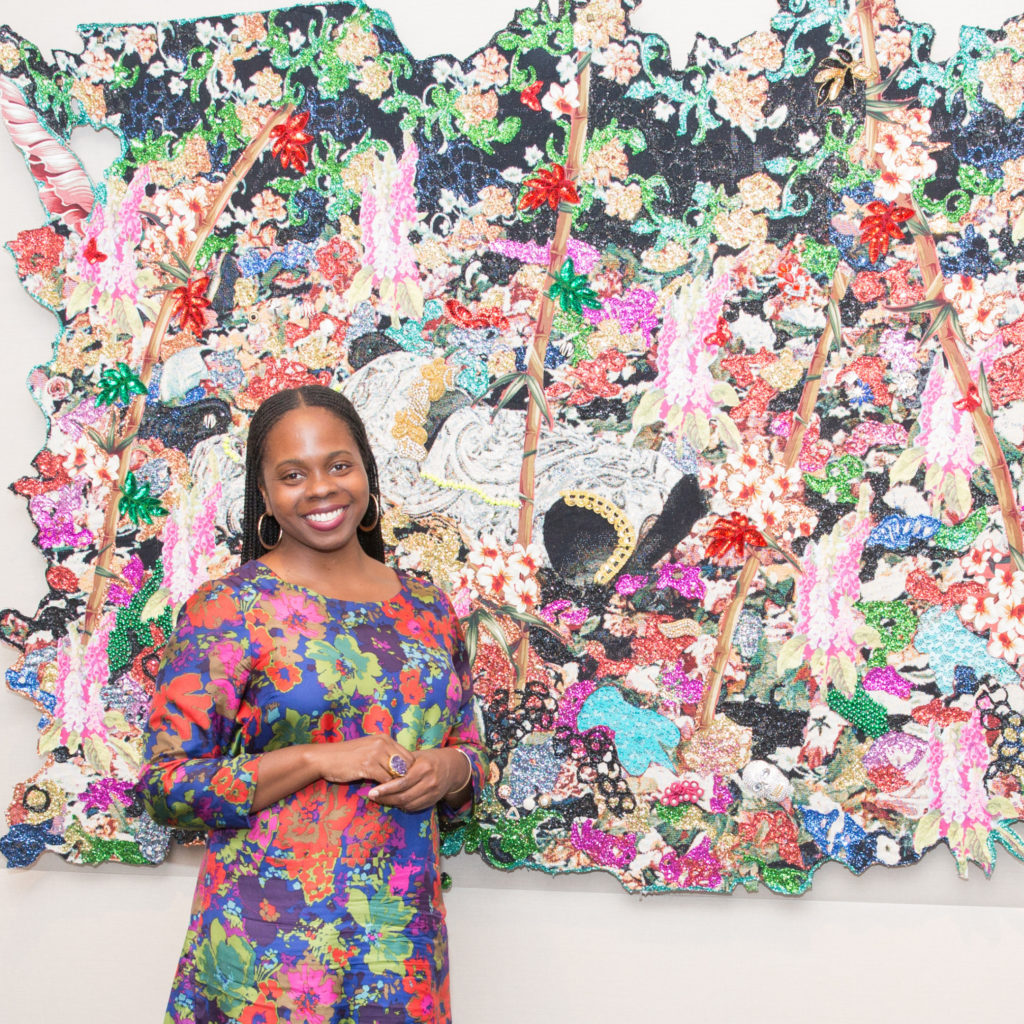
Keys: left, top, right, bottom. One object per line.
{"left": 438, "top": 592, "right": 489, "bottom": 823}
{"left": 137, "top": 577, "right": 262, "bottom": 831}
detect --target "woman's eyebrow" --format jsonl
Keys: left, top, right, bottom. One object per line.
{"left": 272, "top": 449, "right": 355, "bottom": 469}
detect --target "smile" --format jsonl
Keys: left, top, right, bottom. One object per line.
{"left": 303, "top": 508, "right": 346, "bottom": 530}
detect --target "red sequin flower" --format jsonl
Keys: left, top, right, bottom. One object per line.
{"left": 169, "top": 276, "right": 213, "bottom": 335}
{"left": 704, "top": 512, "right": 766, "bottom": 561}
{"left": 270, "top": 111, "right": 314, "bottom": 174}
{"left": 519, "top": 163, "right": 580, "bottom": 211}
{"left": 859, "top": 200, "right": 913, "bottom": 263}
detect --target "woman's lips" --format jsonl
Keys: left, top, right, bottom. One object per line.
{"left": 302, "top": 507, "right": 346, "bottom": 531}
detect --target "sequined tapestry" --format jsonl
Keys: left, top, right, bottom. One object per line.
{"left": 2, "top": 0, "right": 1024, "bottom": 892}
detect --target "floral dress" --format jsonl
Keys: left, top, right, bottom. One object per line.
{"left": 139, "top": 561, "right": 487, "bottom": 1024}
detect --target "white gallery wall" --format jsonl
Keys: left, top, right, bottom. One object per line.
{"left": 0, "top": 2, "right": 1022, "bottom": 1022}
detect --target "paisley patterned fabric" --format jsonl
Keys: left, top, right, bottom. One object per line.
{"left": 139, "top": 561, "right": 487, "bottom": 1024}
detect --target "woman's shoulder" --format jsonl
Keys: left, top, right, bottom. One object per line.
{"left": 398, "top": 569, "right": 455, "bottom": 614}
{"left": 180, "top": 560, "right": 274, "bottom": 610}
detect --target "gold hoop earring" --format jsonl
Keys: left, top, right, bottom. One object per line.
{"left": 359, "top": 494, "right": 380, "bottom": 533}
{"left": 257, "top": 512, "right": 282, "bottom": 550}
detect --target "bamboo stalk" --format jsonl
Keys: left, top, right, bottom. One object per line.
{"left": 82, "top": 104, "right": 296, "bottom": 635}
{"left": 855, "top": 0, "right": 882, "bottom": 169}
{"left": 698, "top": 267, "right": 854, "bottom": 727}
{"left": 512, "top": 58, "right": 592, "bottom": 683}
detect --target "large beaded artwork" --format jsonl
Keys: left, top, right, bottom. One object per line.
{"left": 2, "top": 0, "right": 1024, "bottom": 894}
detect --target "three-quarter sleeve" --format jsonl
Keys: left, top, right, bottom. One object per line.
{"left": 138, "top": 578, "right": 262, "bottom": 831}
{"left": 439, "top": 595, "right": 489, "bottom": 822}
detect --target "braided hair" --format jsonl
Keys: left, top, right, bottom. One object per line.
{"left": 240, "top": 385, "right": 386, "bottom": 565}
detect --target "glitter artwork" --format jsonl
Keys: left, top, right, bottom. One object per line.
{"left": 2, "top": 0, "right": 1024, "bottom": 894}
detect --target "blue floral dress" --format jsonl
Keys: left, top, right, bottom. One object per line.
{"left": 139, "top": 561, "right": 487, "bottom": 1024}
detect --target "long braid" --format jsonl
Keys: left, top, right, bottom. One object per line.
{"left": 240, "top": 385, "right": 386, "bottom": 565}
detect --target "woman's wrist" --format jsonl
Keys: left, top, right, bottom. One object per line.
{"left": 444, "top": 747, "right": 474, "bottom": 799}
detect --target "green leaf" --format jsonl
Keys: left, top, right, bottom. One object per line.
{"left": 986, "top": 797, "right": 1018, "bottom": 819}
{"left": 632, "top": 387, "right": 666, "bottom": 430}
{"left": 489, "top": 376, "right": 527, "bottom": 418}
{"left": 710, "top": 380, "right": 740, "bottom": 407}
{"left": 865, "top": 62, "right": 905, "bottom": 98}
{"left": 715, "top": 413, "right": 743, "bottom": 452}
{"left": 493, "top": 604, "right": 561, "bottom": 637}
{"left": 977, "top": 363, "right": 994, "bottom": 418}
{"left": 1009, "top": 545, "right": 1024, "bottom": 573}
{"left": 156, "top": 260, "right": 190, "bottom": 283}
{"left": 463, "top": 615, "right": 479, "bottom": 667}
{"left": 888, "top": 446, "right": 925, "bottom": 484}
{"left": 775, "top": 634, "right": 808, "bottom": 673}
{"left": 476, "top": 610, "right": 519, "bottom": 681}
{"left": 826, "top": 296, "right": 842, "bottom": 345}
{"left": 992, "top": 820, "right": 1024, "bottom": 860}
{"left": 519, "top": 371, "right": 554, "bottom": 428}
{"left": 913, "top": 809, "right": 942, "bottom": 853}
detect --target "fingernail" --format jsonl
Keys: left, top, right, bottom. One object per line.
{"left": 367, "top": 789, "right": 379, "bottom": 800}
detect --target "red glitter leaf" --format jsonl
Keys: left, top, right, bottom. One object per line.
{"left": 82, "top": 236, "right": 107, "bottom": 265}
{"left": 704, "top": 512, "right": 766, "bottom": 562}
{"left": 269, "top": 111, "right": 314, "bottom": 175}
{"left": 520, "top": 80, "right": 543, "bottom": 112}
{"left": 704, "top": 315, "right": 732, "bottom": 347}
{"left": 953, "top": 384, "right": 982, "bottom": 412}
{"left": 169, "top": 275, "right": 212, "bottom": 335}
{"left": 858, "top": 200, "right": 913, "bottom": 263}
{"left": 519, "top": 163, "right": 580, "bottom": 211}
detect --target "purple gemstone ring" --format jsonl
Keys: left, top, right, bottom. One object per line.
{"left": 387, "top": 753, "right": 409, "bottom": 778}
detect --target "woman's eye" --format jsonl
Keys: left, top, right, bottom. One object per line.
{"left": 332, "top": 462, "right": 350, "bottom": 472}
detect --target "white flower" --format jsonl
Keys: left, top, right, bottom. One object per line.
{"left": 694, "top": 39, "right": 716, "bottom": 65}
{"left": 653, "top": 100, "right": 675, "bottom": 121}
{"left": 500, "top": 167, "right": 524, "bottom": 184}
{"left": 194, "top": 21, "right": 217, "bottom": 45}
{"left": 797, "top": 130, "right": 819, "bottom": 153}
{"left": 432, "top": 58, "right": 457, "bottom": 82}
{"left": 875, "top": 835, "right": 901, "bottom": 865}
{"left": 289, "top": 29, "right": 305, "bottom": 50}
{"left": 524, "top": 146, "right": 543, "bottom": 166}
{"left": 541, "top": 80, "right": 579, "bottom": 119}
{"left": 168, "top": 77, "right": 187, "bottom": 97}
{"left": 556, "top": 54, "right": 578, "bottom": 82}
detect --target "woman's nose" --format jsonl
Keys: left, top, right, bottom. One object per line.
{"left": 305, "top": 470, "right": 339, "bottom": 496}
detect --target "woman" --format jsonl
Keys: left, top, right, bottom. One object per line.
{"left": 139, "top": 384, "right": 487, "bottom": 1024}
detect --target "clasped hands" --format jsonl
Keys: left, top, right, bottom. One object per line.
{"left": 313, "top": 735, "right": 470, "bottom": 812}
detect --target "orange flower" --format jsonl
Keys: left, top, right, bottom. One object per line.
{"left": 362, "top": 705, "right": 393, "bottom": 735}
{"left": 399, "top": 668, "right": 426, "bottom": 705}
{"left": 210, "top": 767, "right": 249, "bottom": 805}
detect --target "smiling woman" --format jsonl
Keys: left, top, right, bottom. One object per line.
{"left": 138, "top": 384, "right": 487, "bottom": 1023}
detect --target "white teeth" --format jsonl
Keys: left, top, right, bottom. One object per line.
{"left": 306, "top": 510, "right": 342, "bottom": 523}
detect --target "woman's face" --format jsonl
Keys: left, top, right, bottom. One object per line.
{"left": 258, "top": 404, "right": 371, "bottom": 558}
